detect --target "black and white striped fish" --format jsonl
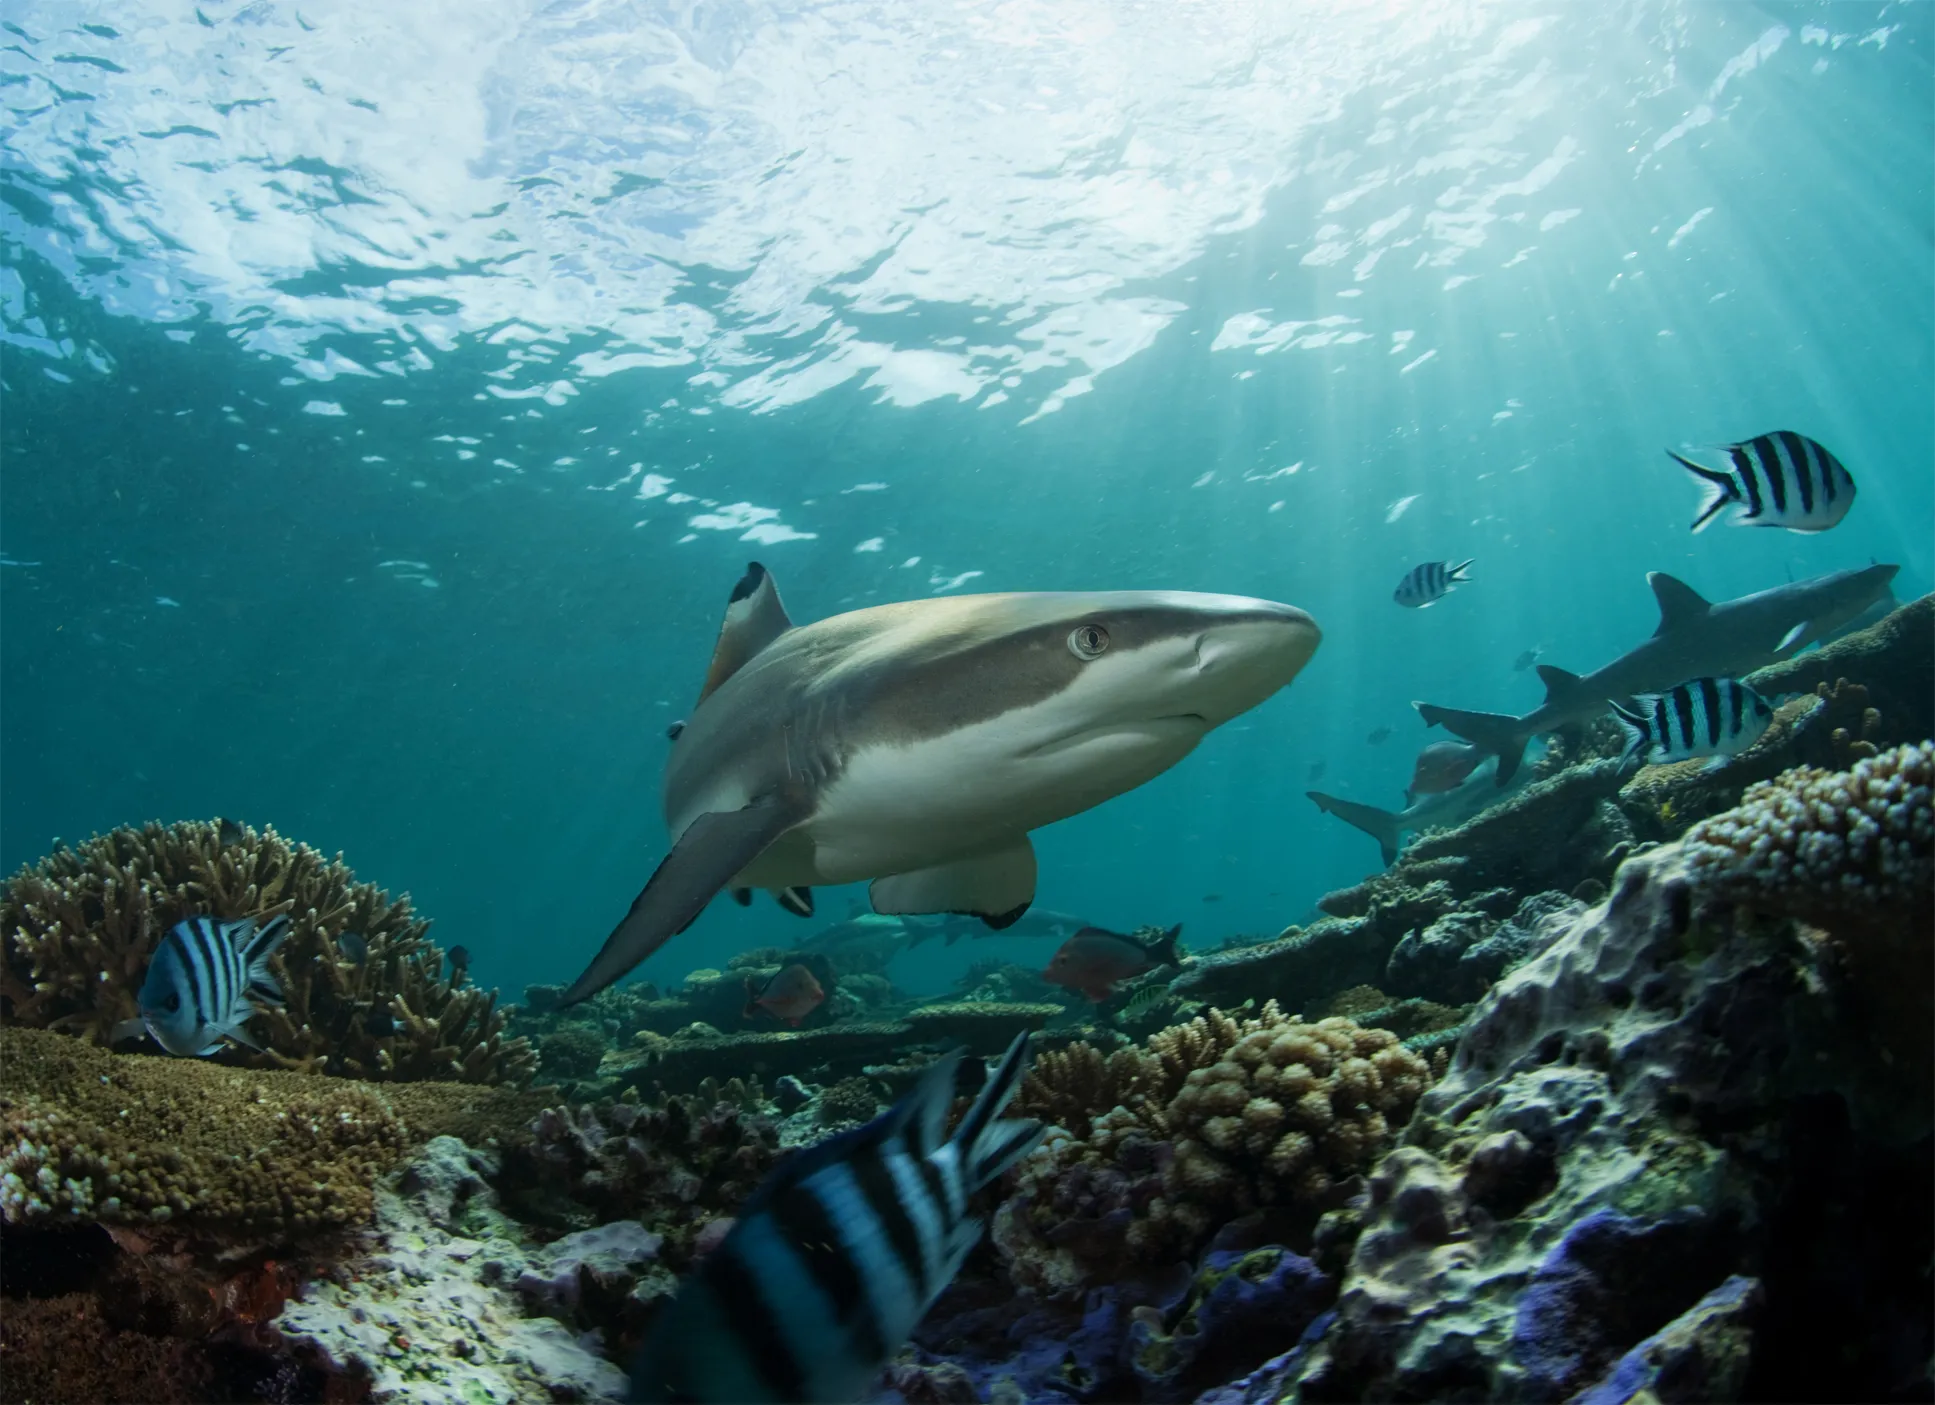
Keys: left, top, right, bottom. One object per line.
{"left": 124, "top": 913, "right": 290, "bottom": 1057}
{"left": 1610, "top": 677, "right": 1773, "bottom": 772}
{"left": 631, "top": 1033, "right": 1045, "bottom": 1403}
{"left": 1394, "top": 559, "right": 1473, "bottom": 609}
{"left": 1668, "top": 431, "right": 1855, "bottom": 533}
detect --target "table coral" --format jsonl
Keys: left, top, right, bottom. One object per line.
{"left": 997, "top": 1004, "right": 1431, "bottom": 1293}
{"left": 0, "top": 1026, "right": 540, "bottom": 1242}
{"left": 2, "top": 817, "right": 535, "bottom": 1085}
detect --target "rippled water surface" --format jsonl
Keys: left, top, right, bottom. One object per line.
{"left": 3, "top": 0, "right": 1928, "bottom": 995}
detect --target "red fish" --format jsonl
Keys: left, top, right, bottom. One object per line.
{"left": 1042, "top": 924, "right": 1183, "bottom": 1003}
{"left": 1407, "top": 740, "right": 1483, "bottom": 800}
{"left": 743, "top": 963, "right": 826, "bottom": 1027}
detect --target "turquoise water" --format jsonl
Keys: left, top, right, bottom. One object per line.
{"left": 2, "top": 0, "right": 1928, "bottom": 1002}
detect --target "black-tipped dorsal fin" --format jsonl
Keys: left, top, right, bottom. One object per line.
{"left": 696, "top": 562, "right": 794, "bottom": 707}
{"left": 1648, "top": 572, "right": 1712, "bottom": 635}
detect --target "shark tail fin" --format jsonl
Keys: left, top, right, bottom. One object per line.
{"left": 1608, "top": 698, "right": 1651, "bottom": 771}
{"left": 1412, "top": 702, "right": 1531, "bottom": 786}
{"left": 1308, "top": 791, "right": 1404, "bottom": 867}
{"left": 1668, "top": 451, "right": 1739, "bottom": 533}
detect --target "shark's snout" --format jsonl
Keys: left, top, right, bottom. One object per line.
{"left": 1186, "top": 601, "right": 1321, "bottom": 722}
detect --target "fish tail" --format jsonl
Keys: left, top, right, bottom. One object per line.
{"left": 949, "top": 1032, "right": 1045, "bottom": 1191}
{"left": 1669, "top": 450, "right": 1739, "bottom": 533}
{"left": 1447, "top": 559, "right": 1474, "bottom": 582}
{"left": 1307, "top": 791, "right": 1404, "bottom": 867}
{"left": 242, "top": 912, "right": 292, "bottom": 1003}
{"left": 1147, "top": 923, "right": 1184, "bottom": 969}
{"left": 1608, "top": 698, "right": 1651, "bottom": 771}
{"left": 1412, "top": 703, "right": 1531, "bottom": 785}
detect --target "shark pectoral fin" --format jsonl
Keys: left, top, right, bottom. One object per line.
{"left": 1648, "top": 572, "right": 1714, "bottom": 634}
{"left": 561, "top": 794, "right": 810, "bottom": 1006}
{"left": 695, "top": 563, "right": 795, "bottom": 707}
{"left": 1308, "top": 791, "right": 1404, "bottom": 868}
{"left": 870, "top": 839, "right": 1038, "bottom": 926}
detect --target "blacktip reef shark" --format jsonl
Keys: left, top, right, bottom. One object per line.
{"left": 1415, "top": 563, "right": 1898, "bottom": 785}
{"left": 560, "top": 563, "right": 1321, "bottom": 1005}
{"left": 1308, "top": 750, "right": 1537, "bottom": 867}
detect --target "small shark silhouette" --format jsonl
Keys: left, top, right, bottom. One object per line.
{"left": 1415, "top": 563, "right": 1898, "bottom": 784}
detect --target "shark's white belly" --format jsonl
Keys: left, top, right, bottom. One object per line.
{"left": 737, "top": 711, "right": 1207, "bottom": 886}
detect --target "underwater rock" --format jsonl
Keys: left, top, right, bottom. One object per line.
{"left": 514, "top": 1219, "right": 668, "bottom": 1333}
{"left": 1, "top": 817, "right": 534, "bottom": 1085}
{"left": 1169, "top": 915, "right": 1382, "bottom": 1011}
{"left": 276, "top": 1135, "right": 631, "bottom": 1403}
{"left": 1568, "top": 1273, "right": 1762, "bottom": 1405}
{"left": 1382, "top": 909, "right": 1495, "bottom": 1004}
{"left": 1127, "top": 1246, "right": 1335, "bottom": 1402}
{"left": 1286, "top": 801, "right": 1933, "bottom": 1403}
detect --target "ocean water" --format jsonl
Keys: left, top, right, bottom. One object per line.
{"left": 2, "top": 0, "right": 1928, "bottom": 1005}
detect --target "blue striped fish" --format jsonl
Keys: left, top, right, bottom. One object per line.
{"left": 127, "top": 913, "right": 290, "bottom": 1056}
{"left": 1611, "top": 677, "right": 1773, "bottom": 772}
{"left": 1394, "top": 559, "right": 1472, "bottom": 609}
{"left": 1669, "top": 431, "right": 1855, "bottom": 533}
{"left": 631, "top": 1033, "right": 1045, "bottom": 1403}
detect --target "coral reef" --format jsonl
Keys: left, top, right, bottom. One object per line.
{"left": 497, "top": 1079, "right": 780, "bottom": 1256}
{"left": 0, "top": 1026, "right": 541, "bottom": 1243}
{"left": 1282, "top": 826, "right": 1933, "bottom": 1402}
{"left": 1746, "top": 592, "right": 1933, "bottom": 744}
{"left": 275, "top": 1136, "right": 633, "bottom": 1403}
{"left": 997, "top": 1005, "right": 1430, "bottom": 1293}
{"left": 2, "top": 818, "right": 534, "bottom": 1085}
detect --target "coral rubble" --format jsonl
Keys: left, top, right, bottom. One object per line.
{"left": 2, "top": 818, "right": 534, "bottom": 1085}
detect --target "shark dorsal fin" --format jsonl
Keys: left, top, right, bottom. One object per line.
{"left": 1535, "top": 664, "right": 1585, "bottom": 710}
{"left": 1648, "top": 572, "right": 1712, "bottom": 635}
{"left": 696, "top": 562, "right": 794, "bottom": 707}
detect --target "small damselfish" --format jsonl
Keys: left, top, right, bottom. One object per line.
{"left": 1610, "top": 676, "right": 1774, "bottom": 772}
{"left": 1394, "top": 559, "right": 1473, "bottom": 609}
{"left": 630, "top": 1032, "right": 1045, "bottom": 1403}
{"left": 118, "top": 913, "right": 291, "bottom": 1057}
{"left": 1668, "top": 431, "right": 1855, "bottom": 534}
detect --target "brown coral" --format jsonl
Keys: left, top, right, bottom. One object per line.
{"left": 0, "top": 1026, "right": 540, "bottom": 1241}
{"left": 2, "top": 818, "right": 534, "bottom": 1085}
{"left": 999, "top": 1003, "right": 1431, "bottom": 1292}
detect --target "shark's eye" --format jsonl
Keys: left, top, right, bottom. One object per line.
{"left": 1067, "top": 624, "right": 1110, "bottom": 660}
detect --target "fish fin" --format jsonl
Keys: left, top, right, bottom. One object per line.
{"left": 870, "top": 839, "right": 1037, "bottom": 924}
{"left": 240, "top": 913, "right": 291, "bottom": 1004}
{"left": 1608, "top": 699, "right": 1650, "bottom": 771}
{"left": 1308, "top": 791, "right": 1404, "bottom": 867}
{"left": 694, "top": 562, "right": 794, "bottom": 708}
{"left": 1145, "top": 923, "right": 1184, "bottom": 969}
{"left": 193, "top": 1040, "right": 227, "bottom": 1058}
{"left": 109, "top": 1018, "right": 148, "bottom": 1044}
{"left": 1775, "top": 622, "right": 1808, "bottom": 653}
{"left": 1411, "top": 703, "right": 1530, "bottom": 787}
{"left": 774, "top": 886, "right": 814, "bottom": 918}
{"left": 560, "top": 791, "right": 811, "bottom": 1007}
{"left": 730, "top": 887, "right": 753, "bottom": 906}
{"left": 1534, "top": 665, "right": 1585, "bottom": 710}
{"left": 1700, "top": 755, "right": 1731, "bottom": 773}
{"left": 225, "top": 1021, "right": 264, "bottom": 1052}
{"left": 949, "top": 1032, "right": 1045, "bottom": 1191}
{"left": 1648, "top": 572, "right": 1713, "bottom": 634}
{"left": 1668, "top": 451, "right": 1739, "bottom": 533}
{"left": 1447, "top": 559, "right": 1474, "bottom": 582}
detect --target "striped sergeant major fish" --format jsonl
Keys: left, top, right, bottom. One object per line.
{"left": 1394, "top": 559, "right": 1473, "bottom": 609}
{"left": 631, "top": 1032, "right": 1045, "bottom": 1403}
{"left": 1611, "top": 677, "right": 1774, "bottom": 772}
{"left": 116, "top": 913, "right": 291, "bottom": 1056}
{"left": 1669, "top": 431, "right": 1855, "bottom": 533}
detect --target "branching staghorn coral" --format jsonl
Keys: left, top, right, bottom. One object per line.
{"left": 999, "top": 1003, "right": 1432, "bottom": 1293}
{"left": 2, "top": 818, "right": 533, "bottom": 1085}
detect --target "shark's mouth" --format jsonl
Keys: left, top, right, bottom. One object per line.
{"left": 1022, "top": 713, "right": 1209, "bottom": 758}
